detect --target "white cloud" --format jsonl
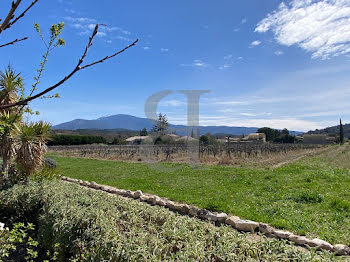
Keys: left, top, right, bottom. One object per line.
{"left": 250, "top": 40, "right": 261, "bottom": 47}
{"left": 241, "top": 18, "right": 247, "bottom": 24}
{"left": 274, "top": 50, "right": 284, "bottom": 56}
{"left": 143, "top": 46, "right": 151, "bottom": 50}
{"left": 240, "top": 112, "right": 272, "bottom": 117}
{"left": 181, "top": 59, "right": 209, "bottom": 68}
{"left": 161, "top": 48, "right": 169, "bottom": 52}
{"left": 96, "top": 32, "right": 107, "bottom": 37}
{"left": 64, "top": 16, "right": 96, "bottom": 24}
{"left": 64, "top": 16, "right": 132, "bottom": 40}
{"left": 255, "top": 0, "right": 350, "bottom": 59}
{"left": 160, "top": 100, "right": 185, "bottom": 107}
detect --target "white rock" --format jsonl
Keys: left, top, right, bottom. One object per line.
{"left": 134, "top": 190, "right": 142, "bottom": 199}
{"left": 225, "top": 216, "right": 240, "bottom": 227}
{"left": 333, "top": 244, "right": 350, "bottom": 256}
{"left": 216, "top": 213, "right": 228, "bottom": 223}
{"left": 259, "top": 223, "right": 274, "bottom": 235}
{"left": 188, "top": 206, "right": 199, "bottom": 217}
{"left": 273, "top": 230, "right": 293, "bottom": 239}
{"left": 125, "top": 190, "right": 133, "bottom": 198}
{"left": 288, "top": 235, "right": 308, "bottom": 246}
{"left": 179, "top": 204, "right": 190, "bottom": 215}
{"left": 234, "top": 220, "right": 259, "bottom": 232}
{"left": 204, "top": 212, "right": 218, "bottom": 222}
{"left": 308, "top": 238, "right": 333, "bottom": 251}
{"left": 156, "top": 198, "right": 167, "bottom": 207}
{"left": 165, "top": 200, "right": 176, "bottom": 209}
{"left": 140, "top": 195, "right": 149, "bottom": 202}
{"left": 197, "top": 209, "right": 211, "bottom": 220}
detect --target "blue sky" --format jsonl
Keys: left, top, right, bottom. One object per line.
{"left": 1, "top": 0, "right": 350, "bottom": 131}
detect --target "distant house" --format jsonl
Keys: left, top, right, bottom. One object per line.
{"left": 240, "top": 133, "right": 266, "bottom": 143}
{"left": 176, "top": 136, "right": 198, "bottom": 143}
{"left": 166, "top": 134, "right": 180, "bottom": 140}
{"left": 125, "top": 136, "right": 149, "bottom": 145}
{"left": 224, "top": 133, "right": 266, "bottom": 144}
{"left": 301, "top": 134, "right": 335, "bottom": 144}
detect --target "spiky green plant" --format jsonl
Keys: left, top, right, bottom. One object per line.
{"left": 0, "top": 67, "right": 23, "bottom": 178}
{"left": 14, "top": 121, "right": 51, "bottom": 178}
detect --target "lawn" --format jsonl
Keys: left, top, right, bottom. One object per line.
{"left": 47, "top": 145, "right": 350, "bottom": 245}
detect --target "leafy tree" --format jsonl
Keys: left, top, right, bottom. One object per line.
{"left": 257, "top": 127, "right": 280, "bottom": 142}
{"left": 281, "top": 128, "right": 289, "bottom": 136}
{"left": 200, "top": 134, "right": 219, "bottom": 146}
{"left": 111, "top": 136, "right": 126, "bottom": 145}
{"left": 151, "top": 113, "right": 168, "bottom": 135}
{"left": 140, "top": 128, "right": 148, "bottom": 136}
{"left": 340, "top": 118, "right": 344, "bottom": 144}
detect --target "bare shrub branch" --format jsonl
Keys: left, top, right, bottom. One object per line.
{"left": 0, "top": 37, "right": 28, "bottom": 48}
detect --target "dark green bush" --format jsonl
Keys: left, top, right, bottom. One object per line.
{"left": 47, "top": 134, "right": 107, "bottom": 146}
{"left": 0, "top": 181, "right": 337, "bottom": 261}
{"left": 294, "top": 192, "right": 324, "bottom": 204}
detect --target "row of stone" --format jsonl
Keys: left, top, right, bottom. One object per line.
{"left": 61, "top": 177, "right": 350, "bottom": 256}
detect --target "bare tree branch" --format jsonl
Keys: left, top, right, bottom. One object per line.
{"left": 0, "top": 24, "right": 138, "bottom": 110}
{"left": 0, "top": 37, "right": 28, "bottom": 48}
{"left": 0, "top": 0, "right": 22, "bottom": 34}
{"left": 6, "top": 0, "right": 39, "bottom": 30}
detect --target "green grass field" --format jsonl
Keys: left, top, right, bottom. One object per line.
{"left": 48, "top": 145, "right": 350, "bottom": 245}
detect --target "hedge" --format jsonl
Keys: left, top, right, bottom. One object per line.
{"left": 0, "top": 181, "right": 338, "bottom": 261}
{"left": 47, "top": 134, "right": 107, "bottom": 146}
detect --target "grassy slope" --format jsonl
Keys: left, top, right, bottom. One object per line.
{"left": 48, "top": 145, "right": 350, "bottom": 245}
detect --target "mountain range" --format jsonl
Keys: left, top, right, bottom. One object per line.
{"left": 53, "top": 114, "right": 260, "bottom": 136}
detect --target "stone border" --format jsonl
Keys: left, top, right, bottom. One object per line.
{"left": 61, "top": 177, "right": 350, "bottom": 256}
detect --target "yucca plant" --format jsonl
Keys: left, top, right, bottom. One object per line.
{"left": 0, "top": 67, "right": 23, "bottom": 179}
{"left": 0, "top": 67, "right": 24, "bottom": 114}
{"left": 14, "top": 121, "right": 51, "bottom": 179}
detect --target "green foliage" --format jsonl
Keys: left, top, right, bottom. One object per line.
{"left": 48, "top": 134, "right": 107, "bottom": 146}
{"left": 111, "top": 135, "right": 126, "bottom": 145}
{"left": 0, "top": 222, "right": 60, "bottom": 262}
{"left": 0, "top": 223, "right": 38, "bottom": 262}
{"left": 32, "top": 22, "right": 65, "bottom": 98}
{"left": 31, "top": 166, "right": 60, "bottom": 182}
{"left": 257, "top": 127, "right": 280, "bottom": 141}
{"left": 258, "top": 127, "right": 295, "bottom": 143}
{"left": 47, "top": 145, "right": 350, "bottom": 245}
{"left": 151, "top": 113, "right": 168, "bottom": 135}
{"left": 140, "top": 128, "right": 148, "bottom": 136}
{"left": 0, "top": 181, "right": 337, "bottom": 261}
{"left": 200, "top": 134, "right": 219, "bottom": 145}
{"left": 294, "top": 192, "right": 324, "bottom": 204}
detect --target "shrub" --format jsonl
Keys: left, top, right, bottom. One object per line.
{"left": 47, "top": 134, "right": 107, "bottom": 146}
{"left": 0, "top": 181, "right": 336, "bottom": 261}
{"left": 294, "top": 192, "right": 324, "bottom": 204}
{"left": 330, "top": 199, "right": 350, "bottom": 213}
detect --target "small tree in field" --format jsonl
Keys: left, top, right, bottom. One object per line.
{"left": 140, "top": 128, "right": 148, "bottom": 136}
{"left": 151, "top": 113, "right": 168, "bottom": 135}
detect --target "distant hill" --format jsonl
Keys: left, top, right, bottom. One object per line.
{"left": 307, "top": 122, "right": 350, "bottom": 138}
{"left": 53, "top": 114, "right": 259, "bottom": 136}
